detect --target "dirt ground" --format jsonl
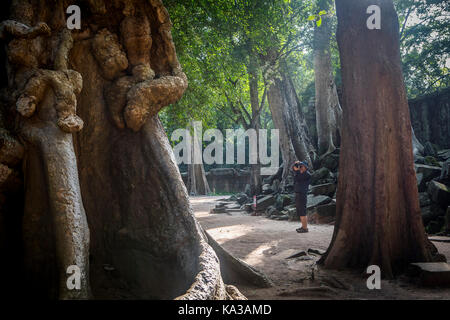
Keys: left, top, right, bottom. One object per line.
{"left": 191, "top": 196, "right": 450, "bottom": 300}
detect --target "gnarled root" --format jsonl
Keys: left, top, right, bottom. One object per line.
{"left": 94, "top": 2, "right": 188, "bottom": 132}
{"left": 0, "top": 20, "right": 50, "bottom": 40}
{"left": 16, "top": 69, "right": 84, "bottom": 133}
{"left": 21, "top": 122, "right": 90, "bottom": 299}
{"left": 14, "top": 26, "right": 90, "bottom": 298}
{"left": 124, "top": 73, "right": 187, "bottom": 131}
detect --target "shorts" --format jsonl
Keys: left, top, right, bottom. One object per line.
{"left": 295, "top": 192, "right": 307, "bottom": 217}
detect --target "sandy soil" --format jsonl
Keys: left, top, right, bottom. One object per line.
{"left": 191, "top": 196, "right": 450, "bottom": 300}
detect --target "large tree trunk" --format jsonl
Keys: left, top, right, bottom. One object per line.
{"left": 267, "top": 78, "right": 297, "bottom": 185}
{"left": 187, "top": 121, "right": 211, "bottom": 195}
{"left": 247, "top": 54, "right": 262, "bottom": 196}
{"left": 319, "top": 0, "right": 443, "bottom": 278}
{"left": 0, "top": 0, "right": 262, "bottom": 300}
{"left": 313, "top": 0, "right": 342, "bottom": 156}
{"left": 278, "top": 63, "right": 315, "bottom": 167}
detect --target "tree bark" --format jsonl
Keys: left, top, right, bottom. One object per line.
{"left": 319, "top": 0, "right": 443, "bottom": 278}
{"left": 267, "top": 77, "right": 297, "bottom": 184}
{"left": 313, "top": 0, "right": 342, "bottom": 155}
{"left": 278, "top": 62, "right": 315, "bottom": 167}
{"left": 0, "top": 0, "right": 262, "bottom": 300}
{"left": 247, "top": 53, "right": 262, "bottom": 196}
{"left": 187, "top": 121, "right": 211, "bottom": 195}
{"left": 411, "top": 126, "right": 424, "bottom": 157}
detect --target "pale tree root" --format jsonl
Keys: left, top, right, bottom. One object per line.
{"left": 15, "top": 26, "right": 90, "bottom": 299}
{"left": 205, "top": 231, "right": 274, "bottom": 289}
{"left": 21, "top": 123, "right": 90, "bottom": 299}
{"left": 175, "top": 239, "right": 247, "bottom": 300}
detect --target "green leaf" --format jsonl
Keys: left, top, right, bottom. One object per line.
{"left": 319, "top": 10, "right": 327, "bottom": 16}
{"left": 316, "top": 17, "right": 322, "bottom": 27}
{"left": 307, "top": 15, "right": 315, "bottom": 21}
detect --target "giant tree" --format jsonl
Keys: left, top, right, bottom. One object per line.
{"left": 311, "top": 0, "right": 342, "bottom": 155}
{"left": 319, "top": 0, "right": 443, "bottom": 278}
{"left": 0, "top": 0, "right": 267, "bottom": 300}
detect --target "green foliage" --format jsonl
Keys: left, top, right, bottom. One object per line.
{"left": 308, "top": 10, "right": 327, "bottom": 26}
{"left": 161, "top": 0, "right": 448, "bottom": 144}
{"left": 395, "top": 0, "right": 450, "bottom": 98}
{"left": 163, "top": 0, "right": 316, "bottom": 139}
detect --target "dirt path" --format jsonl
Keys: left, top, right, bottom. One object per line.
{"left": 191, "top": 196, "right": 450, "bottom": 300}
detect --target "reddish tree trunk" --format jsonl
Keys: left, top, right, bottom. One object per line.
{"left": 319, "top": 0, "right": 443, "bottom": 278}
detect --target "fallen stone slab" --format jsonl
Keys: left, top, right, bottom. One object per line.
{"left": 215, "top": 202, "right": 227, "bottom": 208}
{"left": 241, "top": 204, "right": 253, "bottom": 213}
{"left": 275, "top": 194, "right": 293, "bottom": 210}
{"left": 440, "top": 159, "right": 450, "bottom": 182}
{"left": 311, "top": 167, "right": 331, "bottom": 185}
{"left": 309, "top": 183, "right": 336, "bottom": 197}
{"left": 261, "top": 184, "right": 273, "bottom": 194}
{"left": 419, "top": 192, "right": 431, "bottom": 207}
{"left": 315, "top": 201, "right": 336, "bottom": 217}
{"left": 429, "top": 236, "right": 450, "bottom": 243}
{"left": 428, "top": 181, "right": 450, "bottom": 208}
{"left": 255, "top": 195, "right": 276, "bottom": 212}
{"left": 408, "top": 262, "right": 450, "bottom": 287}
{"left": 217, "top": 197, "right": 233, "bottom": 202}
{"left": 307, "top": 195, "right": 332, "bottom": 209}
{"left": 437, "top": 149, "right": 450, "bottom": 161}
{"left": 416, "top": 172, "right": 425, "bottom": 192}
{"left": 320, "top": 153, "right": 340, "bottom": 172}
{"left": 235, "top": 193, "right": 249, "bottom": 205}
{"left": 264, "top": 205, "right": 279, "bottom": 217}
{"left": 415, "top": 164, "right": 442, "bottom": 184}
{"left": 309, "top": 212, "right": 335, "bottom": 225}
{"left": 308, "top": 248, "right": 326, "bottom": 255}
{"left": 446, "top": 206, "right": 450, "bottom": 231}
{"left": 210, "top": 207, "right": 227, "bottom": 214}
{"left": 286, "top": 251, "right": 308, "bottom": 260}
{"left": 286, "top": 207, "right": 297, "bottom": 221}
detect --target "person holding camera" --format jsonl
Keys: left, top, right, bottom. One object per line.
{"left": 292, "top": 161, "right": 311, "bottom": 233}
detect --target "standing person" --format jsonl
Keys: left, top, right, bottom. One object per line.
{"left": 292, "top": 161, "right": 311, "bottom": 233}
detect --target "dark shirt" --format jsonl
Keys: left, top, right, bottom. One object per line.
{"left": 293, "top": 170, "right": 311, "bottom": 194}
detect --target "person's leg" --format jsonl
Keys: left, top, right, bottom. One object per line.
{"left": 298, "top": 193, "right": 308, "bottom": 232}
{"left": 300, "top": 216, "right": 308, "bottom": 230}
{"left": 295, "top": 193, "right": 302, "bottom": 232}
{"left": 296, "top": 193, "right": 308, "bottom": 233}
{"left": 295, "top": 192, "right": 301, "bottom": 217}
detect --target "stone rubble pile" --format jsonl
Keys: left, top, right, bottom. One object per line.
{"left": 210, "top": 149, "right": 341, "bottom": 225}
{"left": 416, "top": 146, "right": 450, "bottom": 235}
{"left": 209, "top": 145, "right": 450, "bottom": 235}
